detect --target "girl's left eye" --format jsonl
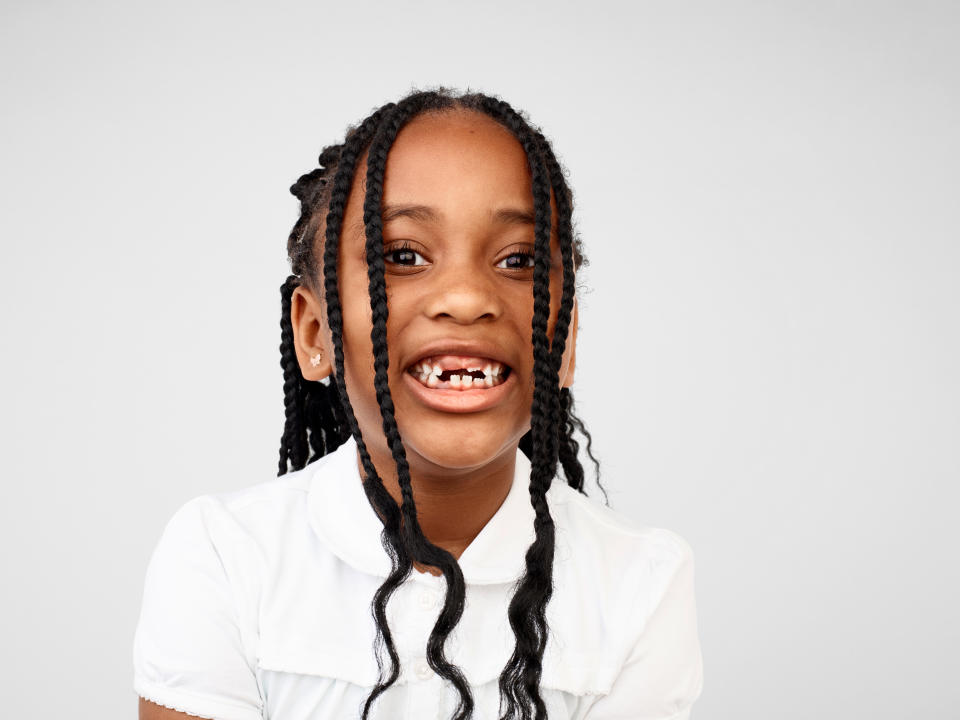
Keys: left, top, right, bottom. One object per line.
{"left": 497, "top": 251, "right": 535, "bottom": 270}
{"left": 384, "top": 243, "right": 428, "bottom": 267}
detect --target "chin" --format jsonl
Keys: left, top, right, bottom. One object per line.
{"left": 402, "top": 428, "right": 518, "bottom": 473}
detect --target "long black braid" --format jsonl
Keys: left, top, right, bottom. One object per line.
{"left": 317, "top": 103, "right": 415, "bottom": 705}
{"left": 277, "top": 87, "right": 605, "bottom": 720}
{"left": 359, "top": 95, "right": 479, "bottom": 718}
{"left": 475, "top": 96, "right": 573, "bottom": 720}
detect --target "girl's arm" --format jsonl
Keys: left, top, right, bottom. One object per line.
{"left": 139, "top": 697, "right": 205, "bottom": 720}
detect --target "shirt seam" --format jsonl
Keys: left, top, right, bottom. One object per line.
{"left": 217, "top": 481, "right": 311, "bottom": 514}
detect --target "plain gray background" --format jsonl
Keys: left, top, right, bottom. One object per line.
{"left": 2, "top": 1, "right": 958, "bottom": 718}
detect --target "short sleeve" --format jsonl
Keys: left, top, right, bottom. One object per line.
{"left": 133, "top": 496, "right": 263, "bottom": 720}
{"left": 584, "top": 531, "right": 704, "bottom": 720}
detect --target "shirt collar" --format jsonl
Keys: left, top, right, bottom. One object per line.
{"left": 307, "top": 434, "right": 537, "bottom": 585}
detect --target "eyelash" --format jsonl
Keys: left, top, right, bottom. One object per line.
{"left": 383, "top": 242, "right": 428, "bottom": 267}
{"left": 498, "top": 251, "right": 536, "bottom": 270}
{"left": 383, "top": 242, "right": 535, "bottom": 270}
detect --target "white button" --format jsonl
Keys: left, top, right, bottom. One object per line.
{"left": 414, "top": 658, "right": 431, "bottom": 680}
{"left": 418, "top": 590, "right": 437, "bottom": 609}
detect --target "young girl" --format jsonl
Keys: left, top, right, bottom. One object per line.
{"left": 133, "top": 87, "right": 704, "bottom": 720}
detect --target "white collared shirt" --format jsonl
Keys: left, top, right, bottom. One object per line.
{"left": 133, "top": 435, "right": 704, "bottom": 719}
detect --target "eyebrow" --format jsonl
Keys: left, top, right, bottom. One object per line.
{"left": 381, "top": 203, "right": 536, "bottom": 226}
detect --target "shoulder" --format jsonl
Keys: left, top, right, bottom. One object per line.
{"left": 546, "top": 482, "right": 697, "bottom": 636}
{"left": 189, "top": 456, "right": 321, "bottom": 517}
{"left": 547, "top": 481, "right": 694, "bottom": 574}
{"left": 136, "top": 457, "right": 337, "bottom": 672}
{"left": 168, "top": 452, "right": 335, "bottom": 529}
{"left": 149, "top": 457, "right": 332, "bottom": 581}
{"left": 550, "top": 487, "right": 705, "bottom": 715}
{"left": 539, "top": 482, "right": 700, "bottom": 694}
{"left": 134, "top": 465, "right": 324, "bottom": 720}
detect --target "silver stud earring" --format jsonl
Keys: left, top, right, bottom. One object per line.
{"left": 310, "top": 351, "right": 324, "bottom": 368}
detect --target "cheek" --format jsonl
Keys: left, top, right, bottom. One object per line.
{"left": 341, "top": 298, "right": 370, "bottom": 352}
{"left": 336, "top": 273, "right": 378, "bottom": 391}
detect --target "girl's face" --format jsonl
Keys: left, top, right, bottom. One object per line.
{"left": 296, "top": 108, "right": 577, "bottom": 477}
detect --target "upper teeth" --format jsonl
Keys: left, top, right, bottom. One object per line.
{"left": 411, "top": 357, "right": 505, "bottom": 382}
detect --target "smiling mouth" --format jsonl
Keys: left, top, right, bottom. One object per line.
{"left": 406, "top": 357, "right": 512, "bottom": 390}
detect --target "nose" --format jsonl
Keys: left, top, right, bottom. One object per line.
{"left": 421, "top": 262, "right": 503, "bottom": 325}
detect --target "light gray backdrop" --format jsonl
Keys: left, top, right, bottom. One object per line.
{"left": 1, "top": 1, "right": 957, "bottom": 718}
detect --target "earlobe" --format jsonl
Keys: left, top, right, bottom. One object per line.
{"left": 290, "top": 285, "right": 334, "bottom": 381}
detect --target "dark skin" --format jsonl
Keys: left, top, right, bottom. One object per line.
{"left": 292, "top": 109, "right": 577, "bottom": 573}
{"left": 139, "top": 109, "right": 577, "bottom": 719}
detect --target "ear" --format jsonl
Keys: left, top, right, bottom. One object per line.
{"left": 560, "top": 296, "right": 578, "bottom": 389}
{"left": 290, "top": 284, "right": 334, "bottom": 381}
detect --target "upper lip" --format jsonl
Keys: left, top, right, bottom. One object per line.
{"left": 405, "top": 338, "right": 514, "bottom": 371}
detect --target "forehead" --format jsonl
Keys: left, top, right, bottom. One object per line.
{"left": 363, "top": 109, "right": 534, "bottom": 214}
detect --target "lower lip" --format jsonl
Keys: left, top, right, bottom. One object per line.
{"left": 402, "top": 370, "right": 516, "bottom": 413}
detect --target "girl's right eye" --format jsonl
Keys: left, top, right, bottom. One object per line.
{"left": 384, "top": 242, "right": 428, "bottom": 267}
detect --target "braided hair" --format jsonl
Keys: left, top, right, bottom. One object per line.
{"left": 278, "top": 87, "right": 604, "bottom": 720}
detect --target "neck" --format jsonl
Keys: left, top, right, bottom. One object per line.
{"left": 355, "top": 445, "right": 517, "bottom": 575}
